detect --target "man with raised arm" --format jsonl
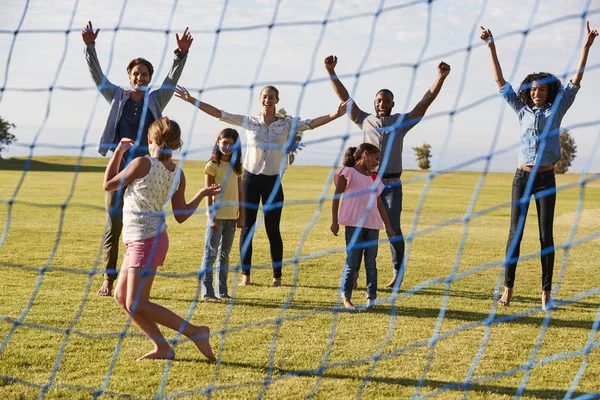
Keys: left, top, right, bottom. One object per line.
{"left": 324, "top": 55, "right": 450, "bottom": 289}
{"left": 82, "top": 21, "right": 193, "bottom": 296}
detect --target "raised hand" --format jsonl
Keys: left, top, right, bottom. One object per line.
{"left": 584, "top": 21, "right": 599, "bottom": 48}
{"left": 324, "top": 55, "right": 338, "bottom": 72}
{"left": 480, "top": 26, "right": 495, "bottom": 46}
{"left": 81, "top": 20, "right": 100, "bottom": 44}
{"left": 175, "top": 85, "right": 193, "bottom": 103}
{"left": 335, "top": 99, "right": 351, "bottom": 118}
{"left": 438, "top": 61, "right": 451, "bottom": 78}
{"left": 176, "top": 27, "right": 193, "bottom": 53}
{"left": 115, "top": 138, "right": 135, "bottom": 153}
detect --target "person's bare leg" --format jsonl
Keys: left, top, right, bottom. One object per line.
{"left": 497, "top": 286, "right": 513, "bottom": 307}
{"left": 98, "top": 279, "right": 114, "bottom": 296}
{"left": 116, "top": 262, "right": 174, "bottom": 360}
{"left": 128, "top": 270, "right": 215, "bottom": 362}
{"left": 542, "top": 290, "right": 552, "bottom": 311}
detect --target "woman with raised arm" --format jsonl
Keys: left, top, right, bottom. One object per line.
{"left": 480, "top": 22, "right": 598, "bottom": 310}
{"left": 176, "top": 86, "right": 348, "bottom": 287}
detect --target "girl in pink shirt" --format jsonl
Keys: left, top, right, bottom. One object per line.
{"left": 331, "top": 143, "right": 394, "bottom": 310}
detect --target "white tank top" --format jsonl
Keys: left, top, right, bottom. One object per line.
{"left": 122, "top": 155, "right": 179, "bottom": 242}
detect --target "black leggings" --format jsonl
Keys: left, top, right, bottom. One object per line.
{"left": 505, "top": 168, "right": 556, "bottom": 291}
{"left": 240, "top": 172, "right": 284, "bottom": 278}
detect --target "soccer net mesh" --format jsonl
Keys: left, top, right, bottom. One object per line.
{"left": 1, "top": 0, "right": 600, "bottom": 398}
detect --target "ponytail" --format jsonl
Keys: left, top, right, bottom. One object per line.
{"left": 343, "top": 143, "right": 380, "bottom": 167}
{"left": 343, "top": 147, "right": 357, "bottom": 167}
{"left": 148, "top": 117, "right": 183, "bottom": 161}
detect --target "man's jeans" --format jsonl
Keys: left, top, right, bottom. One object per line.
{"left": 380, "top": 181, "right": 405, "bottom": 279}
{"left": 342, "top": 226, "right": 379, "bottom": 300}
{"left": 201, "top": 219, "right": 237, "bottom": 298}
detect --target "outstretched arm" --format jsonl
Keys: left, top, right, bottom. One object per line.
{"left": 571, "top": 21, "right": 598, "bottom": 85}
{"left": 156, "top": 27, "right": 194, "bottom": 110}
{"left": 171, "top": 171, "right": 222, "bottom": 224}
{"left": 175, "top": 86, "right": 222, "bottom": 118}
{"left": 324, "top": 55, "right": 362, "bottom": 121}
{"left": 409, "top": 61, "right": 451, "bottom": 121}
{"left": 308, "top": 100, "right": 350, "bottom": 129}
{"left": 480, "top": 26, "right": 506, "bottom": 89}
{"left": 82, "top": 21, "right": 116, "bottom": 103}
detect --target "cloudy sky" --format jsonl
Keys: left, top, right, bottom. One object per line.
{"left": 1, "top": 0, "right": 599, "bottom": 173}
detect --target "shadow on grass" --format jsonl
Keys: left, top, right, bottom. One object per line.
{"left": 0, "top": 158, "right": 105, "bottom": 173}
{"left": 170, "top": 359, "right": 596, "bottom": 399}
{"left": 152, "top": 293, "right": 595, "bottom": 330}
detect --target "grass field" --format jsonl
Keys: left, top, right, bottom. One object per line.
{"left": 1, "top": 156, "right": 599, "bottom": 399}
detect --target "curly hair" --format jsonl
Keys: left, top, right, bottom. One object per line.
{"left": 210, "top": 128, "right": 243, "bottom": 175}
{"left": 517, "top": 72, "right": 562, "bottom": 108}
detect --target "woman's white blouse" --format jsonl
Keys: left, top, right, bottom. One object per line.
{"left": 220, "top": 110, "right": 313, "bottom": 176}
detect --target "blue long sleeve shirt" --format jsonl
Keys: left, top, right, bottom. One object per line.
{"left": 500, "top": 81, "right": 579, "bottom": 166}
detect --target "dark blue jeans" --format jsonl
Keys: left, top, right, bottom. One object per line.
{"left": 342, "top": 226, "right": 379, "bottom": 300}
{"left": 380, "top": 180, "right": 405, "bottom": 276}
{"left": 505, "top": 168, "right": 556, "bottom": 291}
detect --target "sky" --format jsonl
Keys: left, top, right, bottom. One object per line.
{"left": 1, "top": 0, "right": 599, "bottom": 173}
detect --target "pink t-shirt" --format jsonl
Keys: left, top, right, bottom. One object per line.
{"left": 334, "top": 166, "right": 385, "bottom": 230}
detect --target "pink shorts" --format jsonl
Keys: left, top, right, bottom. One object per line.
{"left": 124, "top": 230, "right": 169, "bottom": 269}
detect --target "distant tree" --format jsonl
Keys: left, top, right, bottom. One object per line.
{"left": 275, "top": 107, "right": 303, "bottom": 165}
{"left": 412, "top": 142, "right": 432, "bottom": 170}
{"left": 555, "top": 129, "right": 577, "bottom": 174}
{"left": 0, "top": 116, "right": 17, "bottom": 159}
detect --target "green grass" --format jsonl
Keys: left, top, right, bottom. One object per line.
{"left": 1, "top": 156, "right": 599, "bottom": 399}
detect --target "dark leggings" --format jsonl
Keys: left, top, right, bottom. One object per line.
{"left": 240, "top": 171, "right": 284, "bottom": 278}
{"left": 505, "top": 168, "right": 556, "bottom": 291}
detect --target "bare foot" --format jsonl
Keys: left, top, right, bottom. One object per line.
{"left": 353, "top": 277, "right": 358, "bottom": 290}
{"left": 136, "top": 347, "right": 175, "bottom": 361}
{"left": 272, "top": 278, "right": 282, "bottom": 287}
{"left": 365, "top": 299, "right": 375, "bottom": 311}
{"left": 203, "top": 297, "right": 220, "bottom": 303}
{"left": 343, "top": 299, "right": 355, "bottom": 310}
{"left": 542, "top": 290, "right": 552, "bottom": 311}
{"left": 385, "top": 274, "right": 397, "bottom": 288}
{"left": 98, "top": 279, "right": 114, "bottom": 297}
{"left": 497, "top": 287, "right": 513, "bottom": 307}
{"left": 189, "top": 325, "right": 216, "bottom": 362}
{"left": 239, "top": 275, "right": 250, "bottom": 286}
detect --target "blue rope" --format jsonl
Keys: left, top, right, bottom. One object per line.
{"left": 1, "top": 1, "right": 600, "bottom": 399}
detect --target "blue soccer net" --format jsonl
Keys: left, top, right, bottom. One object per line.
{"left": 1, "top": 0, "right": 600, "bottom": 398}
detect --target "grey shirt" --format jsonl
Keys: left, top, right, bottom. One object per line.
{"left": 355, "top": 111, "right": 419, "bottom": 174}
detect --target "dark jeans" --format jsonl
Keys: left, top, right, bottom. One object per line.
{"left": 342, "top": 226, "right": 379, "bottom": 300}
{"left": 240, "top": 171, "right": 284, "bottom": 278}
{"left": 380, "top": 180, "right": 405, "bottom": 275}
{"left": 505, "top": 168, "right": 556, "bottom": 291}
{"left": 103, "top": 190, "right": 124, "bottom": 281}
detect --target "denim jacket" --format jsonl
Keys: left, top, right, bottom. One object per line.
{"left": 500, "top": 81, "right": 579, "bottom": 166}
{"left": 84, "top": 43, "right": 187, "bottom": 156}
